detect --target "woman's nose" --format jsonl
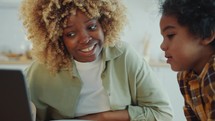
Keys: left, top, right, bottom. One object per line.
{"left": 79, "top": 31, "right": 92, "bottom": 44}
{"left": 160, "top": 40, "right": 167, "bottom": 51}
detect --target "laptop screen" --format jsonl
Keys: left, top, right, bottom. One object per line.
{"left": 0, "top": 69, "right": 33, "bottom": 121}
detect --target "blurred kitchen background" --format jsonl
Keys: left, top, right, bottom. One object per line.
{"left": 0, "top": 0, "right": 185, "bottom": 121}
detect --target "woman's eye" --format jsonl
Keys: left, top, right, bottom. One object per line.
{"left": 66, "top": 32, "right": 76, "bottom": 37}
{"left": 88, "top": 24, "right": 97, "bottom": 31}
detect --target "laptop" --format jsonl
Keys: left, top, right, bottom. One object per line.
{"left": 0, "top": 69, "right": 34, "bottom": 121}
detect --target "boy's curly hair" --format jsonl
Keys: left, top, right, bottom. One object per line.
{"left": 20, "top": 0, "right": 127, "bottom": 74}
{"left": 160, "top": 0, "right": 215, "bottom": 47}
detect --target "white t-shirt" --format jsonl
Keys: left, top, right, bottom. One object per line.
{"left": 74, "top": 56, "right": 110, "bottom": 117}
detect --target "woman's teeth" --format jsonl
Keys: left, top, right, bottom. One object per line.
{"left": 81, "top": 45, "right": 94, "bottom": 52}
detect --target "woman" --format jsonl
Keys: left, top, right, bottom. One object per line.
{"left": 20, "top": 0, "right": 173, "bottom": 120}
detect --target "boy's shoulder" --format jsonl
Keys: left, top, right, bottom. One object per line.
{"left": 177, "top": 54, "right": 215, "bottom": 82}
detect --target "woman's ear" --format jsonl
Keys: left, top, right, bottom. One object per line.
{"left": 201, "top": 33, "right": 215, "bottom": 45}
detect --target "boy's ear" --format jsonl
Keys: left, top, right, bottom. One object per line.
{"left": 201, "top": 33, "right": 215, "bottom": 45}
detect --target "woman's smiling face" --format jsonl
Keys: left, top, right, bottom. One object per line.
{"left": 62, "top": 10, "right": 104, "bottom": 62}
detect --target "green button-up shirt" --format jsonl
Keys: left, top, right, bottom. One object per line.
{"left": 25, "top": 41, "right": 173, "bottom": 121}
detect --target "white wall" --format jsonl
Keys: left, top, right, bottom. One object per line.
{"left": 0, "top": 5, "right": 28, "bottom": 54}
{"left": 121, "top": 0, "right": 164, "bottom": 61}
{"left": 0, "top": 0, "right": 186, "bottom": 121}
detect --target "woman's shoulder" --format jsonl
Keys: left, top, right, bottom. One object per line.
{"left": 115, "top": 41, "right": 141, "bottom": 58}
{"left": 24, "top": 61, "right": 50, "bottom": 79}
{"left": 114, "top": 41, "right": 132, "bottom": 49}
{"left": 105, "top": 41, "right": 143, "bottom": 65}
{"left": 107, "top": 41, "right": 137, "bottom": 54}
{"left": 103, "top": 41, "right": 138, "bottom": 60}
{"left": 26, "top": 61, "right": 47, "bottom": 73}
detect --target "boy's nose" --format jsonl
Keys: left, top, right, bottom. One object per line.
{"left": 160, "top": 41, "right": 167, "bottom": 51}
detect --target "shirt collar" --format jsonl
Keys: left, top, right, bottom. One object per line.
{"left": 179, "top": 54, "right": 215, "bottom": 82}
{"left": 102, "top": 41, "right": 124, "bottom": 61}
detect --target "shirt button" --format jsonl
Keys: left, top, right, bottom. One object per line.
{"left": 101, "top": 73, "right": 105, "bottom": 78}
{"left": 106, "top": 91, "right": 110, "bottom": 96}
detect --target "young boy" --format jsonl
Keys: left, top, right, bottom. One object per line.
{"left": 159, "top": 0, "right": 215, "bottom": 120}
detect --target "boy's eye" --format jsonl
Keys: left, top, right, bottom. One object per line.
{"left": 88, "top": 24, "right": 97, "bottom": 30}
{"left": 167, "top": 34, "right": 175, "bottom": 39}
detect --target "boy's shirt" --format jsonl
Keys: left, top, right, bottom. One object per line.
{"left": 177, "top": 55, "right": 215, "bottom": 121}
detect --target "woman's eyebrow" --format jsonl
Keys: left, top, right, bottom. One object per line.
{"left": 65, "top": 24, "right": 74, "bottom": 29}
{"left": 84, "top": 18, "right": 97, "bottom": 23}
